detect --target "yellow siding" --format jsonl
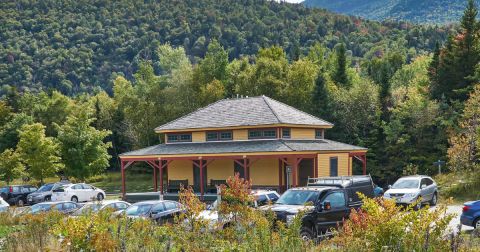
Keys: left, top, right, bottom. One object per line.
{"left": 192, "top": 132, "right": 205, "bottom": 142}
{"left": 168, "top": 160, "right": 193, "bottom": 184}
{"left": 233, "top": 129, "right": 248, "bottom": 140}
{"left": 250, "top": 158, "right": 279, "bottom": 186}
{"left": 206, "top": 159, "right": 234, "bottom": 181}
{"left": 349, "top": 157, "right": 353, "bottom": 175}
{"left": 291, "top": 128, "right": 315, "bottom": 139}
{"left": 317, "top": 153, "right": 349, "bottom": 177}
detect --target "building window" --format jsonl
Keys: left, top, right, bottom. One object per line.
{"left": 330, "top": 157, "right": 338, "bottom": 176}
{"left": 263, "top": 129, "right": 276, "bottom": 138}
{"left": 167, "top": 134, "right": 178, "bottom": 142}
{"left": 180, "top": 134, "right": 191, "bottom": 141}
{"left": 282, "top": 129, "right": 291, "bottom": 138}
{"left": 206, "top": 132, "right": 218, "bottom": 140}
{"left": 220, "top": 132, "right": 232, "bottom": 139}
{"left": 249, "top": 130, "right": 262, "bottom": 138}
{"left": 316, "top": 130, "right": 323, "bottom": 139}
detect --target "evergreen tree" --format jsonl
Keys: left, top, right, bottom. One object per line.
{"left": 433, "top": 0, "right": 480, "bottom": 103}
{"left": 379, "top": 62, "right": 392, "bottom": 122}
{"left": 428, "top": 40, "right": 441, "bottom": 83}
{"left": 5, "top": 85, "right": 20, "bottom": 113}
{"left": 312, "top": 69, "right": 330, "bottom": 120}
{"left": 333, "top": 43, "right": 350, "bottom": 89}
{"left": 292, "top": 40, "right": 301, "bottom": 61}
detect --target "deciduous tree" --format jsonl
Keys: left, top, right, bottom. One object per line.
{"left": 17, "top": 123, "right": 63, "bottom": 185}
{"left": 0, "top": 149, "right": 24, "bottom": 185}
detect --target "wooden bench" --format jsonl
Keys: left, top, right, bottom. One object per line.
{"left": 208, "top": 179, "right": 227, "bottom": 193}
{"left": 166, "top": 179, "right": 188, "bottom": 192}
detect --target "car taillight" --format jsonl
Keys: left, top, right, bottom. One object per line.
{"left": 463, "top": 206, "right": 470, "bottom": 212}
{"left": 10, "top": 187, "right": 12, "bottom": 193}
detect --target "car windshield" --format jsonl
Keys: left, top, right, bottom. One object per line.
{"left": 276, "top": 190, "right": 319, "bottom": 205}
{"left": 72, "top": 204, "right": 102, "bottom": 216}
{"left": 207, "top": 200, "right": 218, "bottom": 210}
{"left": 26, "top": 203, "right": 55, "bottom": 214}
{"left": 125, "top": 204, "right": 153, "bottom": 216}
{"left": 392, "top": 179, "right": 419, "bottom": 189}
{"left": 38, "top": 184, "right": 55, "bottom": 192}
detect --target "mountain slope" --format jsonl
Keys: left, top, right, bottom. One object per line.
{"left": 302, "top": 0, "right": 468, "bottom": 25}
{"left": 0, "top": 0, "right": 449, "bottom": 98}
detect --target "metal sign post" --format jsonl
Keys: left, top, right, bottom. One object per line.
{"left": 433, "top": 160, "right": 446, "bottom": 174}
{"left": 217, "top": 186, "right": 222, "bottom": 223}
{"left": 286, "top": 166, "right": 292, "bottom": 190}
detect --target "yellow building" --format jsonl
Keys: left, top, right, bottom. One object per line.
{"left": 119, "top": 96, "right": 367, "bottom": 200}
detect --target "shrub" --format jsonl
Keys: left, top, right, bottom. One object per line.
{"left": 319, "top": 194, "right": 456, "bottom": 251}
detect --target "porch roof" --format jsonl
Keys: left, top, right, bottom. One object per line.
{"left": 119, "top": 139, "right": 367, "bottom": 157}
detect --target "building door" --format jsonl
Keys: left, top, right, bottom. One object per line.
{"left": 298, "top": 159, "right": 313, "bottom": 187}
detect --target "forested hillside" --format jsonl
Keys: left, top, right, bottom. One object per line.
{"left": 0, "top": 0, "right": 450, "bottom": 98}
{"left": 302, "top": 0, "right": 468, "bottom": 25}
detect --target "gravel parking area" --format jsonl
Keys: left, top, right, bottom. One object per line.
{"left": 428, "top": 205, "right": 474, "bottom": 235}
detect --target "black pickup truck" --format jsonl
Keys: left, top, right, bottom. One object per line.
{"left": 268, "top": 175, "right": 375, "bottom": 240}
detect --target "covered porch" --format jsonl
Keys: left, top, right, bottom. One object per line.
{"left": 119, "top": 152, "right": 367, "bottom": 201}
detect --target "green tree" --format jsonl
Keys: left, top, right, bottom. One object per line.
{"left": 17, "top": 123, "right": 63, "bottom": 185}
{"left": 55, "top": 108, "right": 112, "bottom": 182}
{"left": 0, "top": 149, "right": 24, "bottom": 185}
{"left": 292, "top": 40, "right": 301, "bottom": 61}
{"left": 311, "top": 69, "right": 331, "bottom": 120}
{"left": 0, "top": 113, "right": 34, "bottom": 153}
{"left": 332, "top": 43, "right": 350, "bottom": 89}
{"left": 428, "top": 40, "right": 441, "bottom": 82}
{"left": 433, "top": 0, "right": 480, "bottom": 102}
{"left": 5, "top": 85, "right": 20, "bottom": 113}
{"left": 379, "top": 61, "right": 393, "bottom": 122}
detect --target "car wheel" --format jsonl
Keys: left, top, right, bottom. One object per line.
{"left": 97, "top": 193, "right": 104, "bottom": 201}
{"left": 300, "top": 227, "right": 314, "bottom": 244}
{"left": 71, "top": 196, "right": 78, "bottom": 203}
{"left": 16, "top": 198, "right": 25, "bottom": 207}
{"left": 430, "top": 193, "right": 437, "bottom": 206}
{"left": 474, "top": 218, "right": 480, "bottom": 229}
{"left": 413, "top": 197, "right": 422, "bottom": 211}
{"left": 45, "top": 196, "right": 51, "bottom": 202}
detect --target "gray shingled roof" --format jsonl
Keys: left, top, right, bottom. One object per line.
{"left": 119, "top": 139, "right": 366, "bottom": 156}
{"left": 155, "top": 96, "right": 333, "bottom": 131}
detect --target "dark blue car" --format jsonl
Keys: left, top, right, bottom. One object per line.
{"left": 460, "top": 201, "right": 480, "bottom": 228}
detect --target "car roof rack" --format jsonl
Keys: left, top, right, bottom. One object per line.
{"left": 306, "top": 175, "right": 373, "bottom": 188}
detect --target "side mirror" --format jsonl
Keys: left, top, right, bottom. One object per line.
{"left": 421, "top": 184, "right": 426, "bottom": 189}
{"left": 323, "top": 200, "right": 331, "bottom": 211}
{"left": 151, "top": 211, "right": 158, "bottom": 215}
{"left": 388, "top": 185, "right": 392, "bottom": 189}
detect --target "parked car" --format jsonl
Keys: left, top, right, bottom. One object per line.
{"left": 0, "top": 185, "right": 38, "bottom": 206}
{"left": 124, "top": 200, "right": 184, "bottom": 224}
{"left": 27, "top": 182, "right": 71, "bottom": 205}
{"left": 267, "top": 175, "right": 375, "bottom": 241}
{"left": 460, "top": 200, "right": 480, "bottom": 228}
{"left": 23, "top": 201, "right": 81, "bottom": 215}
{"left": 200, "top": 190, "right": 281, "bottom": 231}
{"left": 71, "top": 200, "right": 131, "bottom": 217}
{"left": 373, "top": 183, "right": 384, "bottom": 198}
{"left": 384, "top": 175, "right": 438, "bottom": 211}
{"left": 51, "top": 183, "right": 106, "bottom": 203}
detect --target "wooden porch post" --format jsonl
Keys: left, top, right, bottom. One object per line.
{"left": 200, "top": 159, "right": 204, "bottom": 202}
{"left": 292, "top": 155, "right": 297, "bottom": 188}
{"left": 363, "top": 154, "right": 367, "bottom": 175}
{"left": 278, "top": 159, "right": 283, "bottom": 193}
{"left": 154, "top": 162, "right": 158, "bottom": 192}
{"left": 160, "top": 162, "right": 164, "bottom": 195}
{"left": 243, "top": 158, "right": 248, "bottom": 181}
{"left": 121, "top": 161, "right": 125, "bottom": 201}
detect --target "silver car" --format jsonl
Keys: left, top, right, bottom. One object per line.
{"left": 384, "top": 175, "right": 438, "bottom": 211}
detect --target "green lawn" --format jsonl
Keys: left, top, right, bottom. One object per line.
{"left": 88, "top": 172, "right": 164, "bottom": 193}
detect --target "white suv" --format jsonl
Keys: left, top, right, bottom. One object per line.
{"left": 384, "top": 175, "right": 438, "bottom": 211}
{"left": 51, "top": 183, "right": 106, "bottom": 203}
